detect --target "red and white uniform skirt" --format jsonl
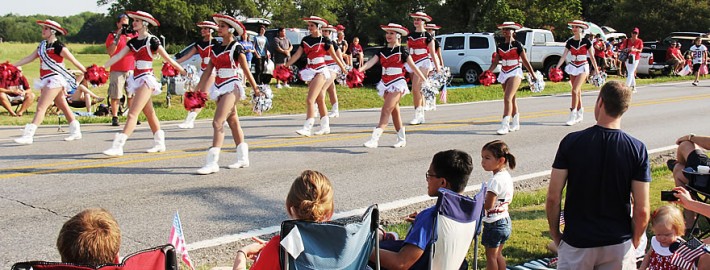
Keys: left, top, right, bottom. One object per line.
{"left": 127, "top": 60, "right": 161, "bottom": 96}
{"left": 404, "top": 48, "right": 433, "bottom": 73}
{"left": 209, "top": 68, "right": 245, "bottom": 100}
{"left": 565, "top": 55, "right": 590, "bottom": 76}
{"left": 376, "top": 67, "right": 409, "bottom": 97}
{"left": 497, "top": 60, "right": 523, "bottom": 84}
{"left": 299, "top": 57, "right": 331, "bottom": 82}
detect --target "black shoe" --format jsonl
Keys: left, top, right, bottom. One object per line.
{"left": 667, "top": 159, "right": 677, "bottom": 171}
{"left": 111, "top": 117, "right": 119, "bottom": 126}
{"left": 137, "top": 120, "right": 141, "bottom": 125}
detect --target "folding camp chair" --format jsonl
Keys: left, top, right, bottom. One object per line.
{"left": 11, "top": 244, "right": 177, "bottom": 270}
{"left": 279, "top": 204, "right": 380, "bottom": 270}
{"left": 683, "top": 167, "right": 710, "bottom": 239}
{"left": 428, "top": 185, "right": 487, "bottom": 270}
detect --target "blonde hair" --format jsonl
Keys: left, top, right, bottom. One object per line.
{"left": 57, "top": 208, "right": 121, "bottom": 265}
{"left": 286, "top": 170, "right": 334, "bottom": 222}
{"left": 651, "top": 205, "right": 684, "bottom": 236}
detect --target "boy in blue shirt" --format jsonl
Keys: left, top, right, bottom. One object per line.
{"left": 372, "top": 149, "right": 473, "bottom": 269}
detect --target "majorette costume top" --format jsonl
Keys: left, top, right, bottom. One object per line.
{"left": 299, "top": 16, "right": 332, "bottom": 82}
{"left": 495, "top": 22, "right": 524, "bottom": 84}
{"left": 210, "top": 14, "right": 247, "bottom": 101}
{"left": 322, "top": 25, "right": 341, "bottom": 73}
{"left": 377, "top": 23, "right": 411, "bottom": 97}
{"left": 564, "top": 20, "right": 592, "bottom": 76}
{"left": 125, "top": 11, "right": 162, "bottom": 95}
{"left": 195, "top": 21, "right": 219, "bottom": 72}
{"left": 35, "top": 20, "right": 75, "bottom": 91}
{"left": 405, "top": 12, "right": 434, "bottom": 73}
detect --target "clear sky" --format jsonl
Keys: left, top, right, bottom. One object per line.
{"left": 2, "top": 0, "right": 109, "bottom": 16}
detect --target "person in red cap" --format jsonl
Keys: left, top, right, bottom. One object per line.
{"left": 106, "top": 13, "right": 138, "bottom": 127}
{"left": 619, "top": 27, "right": 643, "bottom": 92}
{"left": 406, "top": 11, "right": 441, "bottom": 125}
{"left": 321, "top": 24, "right": 343, "bottom": 118}
{"left": 13, "top": 19, "right": 87, "bottom": 145}
{"left": 555, "top": 20, "right": 598, "bottom": 126}
{"left": 284, "top": 16, "right": 347, "bottom": 137}
{"left": 487, "top": 22, "right": 537, "bottom": 135}
{"left": 192, "top": 13, "right": 261, "bottom": 175}
{"left": 175, "top": 20, "right": 220, "bottom": 129}
{"left": 360, "top": 23, "right": 427, "bottom": 148}
{"left": 102, "top": 11, "right": 186, "bottom": 156}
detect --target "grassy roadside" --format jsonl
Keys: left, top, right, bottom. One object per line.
{"left": 0, "top": 42, "right": 700, "bottom": 126}
{"left": 382, "top": 165, "right": 678, "bottom": 269}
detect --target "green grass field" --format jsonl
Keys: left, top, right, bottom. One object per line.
{"left": 0, "top": 42, "right": 697, "bottom": 126}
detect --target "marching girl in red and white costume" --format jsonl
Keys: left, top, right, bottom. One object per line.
{"left": 13, "top": 20, "right": 86, "bottom": 145}
{"left": 192, "top": 14, "right": 261, "bottom": 175}
{"left": 284, "top": 16, "right": 347, "bottom": 137}
{"left": 555, "top": 20, "right": 598, "bottom": 126}
{"left": 487, "top": 22, "right": 536, "bottom": 135}
{"left": 175, "top": 20, "right": 219, "bottom": 129}
{"left": 406, "top": 12, "right": 440, "bottom": 125}
{"left": 361, "top": 23, "right": 428, "bottom": 148}
{"left": 102, "top": 11, "right": 186, "bottom": 156}
{"left": 321, "top": 24, "right": 342, "bottom": 118}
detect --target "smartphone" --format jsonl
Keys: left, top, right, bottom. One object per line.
{"left": 661, "top": 190, "right": 678, "bottom": 201}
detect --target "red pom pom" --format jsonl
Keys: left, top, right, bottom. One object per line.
{"left": 346, "top": 69, "right": 365, "bottom": 88}
{"left": 478, "top": 70, "right": 496, "bottom": 86}
{"left": 549, "top": 68, "right": 563, "bottom": 82}
{"left": 85, "top": 64, "right": 109, "bottom": 86}
{"left": 161, "top": 62, "right": 177, "bottom": 77}
{"left": 0, "top": 62, "right": 19, "bottom": 86}
{"left": 184, "top": 91, "right": 208, "bottom": 110}
{"left": 273, "top": 65, "right": 292, "bottom": 82}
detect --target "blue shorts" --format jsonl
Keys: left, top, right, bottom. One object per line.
{"left": 481, "top": 217, "right": 511, "bottom": 248}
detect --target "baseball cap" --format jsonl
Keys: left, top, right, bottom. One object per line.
{"left": 632, "top": 27, "right": 639, "bottom": 34}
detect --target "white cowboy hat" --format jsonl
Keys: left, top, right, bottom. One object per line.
{"left": 322, "top": 24, "right": 337, "bottom": 32}
{"left": 425, "top": 23, "right": 441, "bottom": 30}
{"left": 126, "top": 11, "right": 160, "bottom": 27}
{"left": 302, "top": 16, "right": 328, "bottom": 27}
{"left": 381, "top": 23, "right": 409, "bottom": 36}
{"left": 197, "top": 21, "right": 218, "bottom": 31}
{"left": 36, "top": 19, "right": 68, "bottom": 36}
{"left": 212, "top": 14, "right": 245, "bottom": 36}
{"left": 409, "top": 12, "right": 432, "bottom": 22}
{"left": 567, "top": 20, "right": 589, "bottom": 30}
{"left": 497, "top": 22, "right": 523, "bottom": 30}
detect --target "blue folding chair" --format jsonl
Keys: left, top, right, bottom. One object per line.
{"left": 279, "top": 204, "right": 380, "bottom": 270}
{"left": 427, "top": 185, "right": 487, "bottom": 270}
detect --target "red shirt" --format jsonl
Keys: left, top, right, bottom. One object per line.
{"left": 594, "top": 40, "right": 606, "bottom": 58}
{"left": 2, "top": 75, "right": 30, "bottom": 90}
{"left": 249, "top": 235, "right": 281, "bottom": 270}
{"left": 105, "top": 32, "right": 137, "bottom": 72}
{"left": 620, "top": 38, "right": 643, "bottom": 59}
{"left": 666, "top": 47, "right": 682, "bottom": 60}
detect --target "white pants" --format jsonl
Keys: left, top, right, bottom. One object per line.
{"left": 625, "top": 56, "right": 639, "bottom": 88}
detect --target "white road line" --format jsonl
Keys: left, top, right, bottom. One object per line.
{"left": 187, "top": 144, "right": 678, "bottom": 251}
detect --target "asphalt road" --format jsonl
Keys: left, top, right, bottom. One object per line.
{"left": 1, "top": 80, "right": 709, "bottom": 267}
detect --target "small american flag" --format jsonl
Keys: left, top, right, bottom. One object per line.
{"left": 671, "top": 237, "right": 705, "bottom": 270}
{"left": 170, "top": 211, "right": 195, "bottom": 270}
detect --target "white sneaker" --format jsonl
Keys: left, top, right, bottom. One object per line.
{"left": 284, "top": 83, "right": 291, "bottom": 88}
{"left": 565, "top": 110, "right": 578, "bottom": 126}
{"left": 693, "top": 81, "right": 699, "bottom": 86}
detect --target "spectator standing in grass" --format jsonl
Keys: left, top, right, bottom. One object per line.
{"left": 105, "top": 13, "right": 137, "bottom": 127}
{"left": 546, "top": 81, "right": 650, "bottom": 269}
{"left": 253, "top": 25, "right": 269, "bottom": 85}
{"left": 619, "top": 28, "right": 643, "bottom": 92}
{"left": 481, "top": 140, "right": 516, "bottom": 270}
{"left": 273, "top": 28, "right": 292, "bottom": 88}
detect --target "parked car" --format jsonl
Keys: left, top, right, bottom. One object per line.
{"left": 361, "top": 46, "right": 383, "bottom": 85}
{"left": 644, "top": 32, "right": 710, "bottom": 63}
{"left": 513, "top": 28, "right": 566, "bottom": 80}
{"left": 438, "top": 32, "right": 499, "bottom": 84}
{"left": 636, "top": 49, "right": 667, "bottom": 77}
{"left": 264, "top": 28, "right": 309, "bottom": 83}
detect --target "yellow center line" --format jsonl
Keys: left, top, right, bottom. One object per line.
{"left": 2, "top": 93, "right": 709, "bottom": 179}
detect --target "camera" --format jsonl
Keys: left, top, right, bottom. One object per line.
{"left": 121, "top": 24, "right": 136, "bottom": 35}
{"left": 661, "top": 190, "right": 679, "bottom": 201}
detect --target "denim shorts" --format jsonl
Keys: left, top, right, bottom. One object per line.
{"left": 481, "top": 217, "right": 511, "bottom": 248}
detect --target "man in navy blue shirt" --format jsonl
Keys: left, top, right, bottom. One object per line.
{"left": 546, "top": 80, "right": 650, "bottom": 269}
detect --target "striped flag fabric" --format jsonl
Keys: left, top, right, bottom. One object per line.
{"left": 671, "top": 237, "right": 705, "bottom": 270}
{"left": 170, "top": 211, "right": 195, "bottom": 270}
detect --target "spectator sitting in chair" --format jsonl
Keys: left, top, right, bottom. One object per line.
{"left": 666, "top": 41, "right": 684, "bottom": 74}
{"left": 668, "top": 133, "right": 710, "bottom": 234}
{"left": 0, "top": 67, "right": 35, "bottom": 117}
{"left": 56, "top": 208, "right": 121, "bottom": 265}
{"left": 67, "top": 71, "right": 105, "bottom": 113}
{"left": 372, "top": 149, "right": 473, "bottom": 269}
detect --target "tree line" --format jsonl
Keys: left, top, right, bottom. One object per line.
{"left": 1, "top": 0, "right": 708, "bottom": 47}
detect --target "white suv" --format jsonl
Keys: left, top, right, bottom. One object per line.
{"left": 437, "top": 33, "right": 498, "bottom": 84}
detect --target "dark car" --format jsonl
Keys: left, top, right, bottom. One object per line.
{"left": 264, "top": 28, "right": 309, "bottom": 83}
{"left": 644, "top": 32, "right": 710, "bottom": 63}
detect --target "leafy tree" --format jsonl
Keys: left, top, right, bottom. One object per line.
{"left": 607, "top": 0, "right": 710, "bottom": 41}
